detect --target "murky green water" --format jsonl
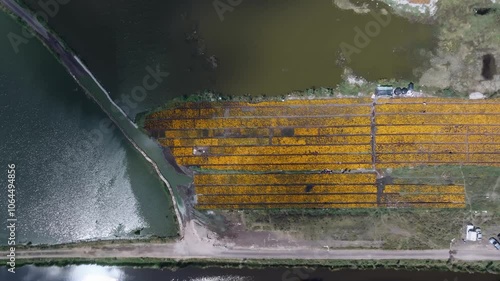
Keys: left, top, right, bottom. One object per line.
{"left": 191, "top": 0, "right": 436, "bottom": 95}
{"left": 19, "top": 0, "right": 436, "bottom": 117}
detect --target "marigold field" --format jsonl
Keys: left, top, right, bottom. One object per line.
{"left": 145, "top": 97, "right": 500, "bottom": 209}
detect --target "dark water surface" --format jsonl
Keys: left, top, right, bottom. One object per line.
{"left": 19, "top": 0, "right": 436, "bottom": 117}
{"left": 2, "top": 265, "right": 499, "bottom": 281}
{"left": 0, "top": 11, "right": 178, "bottom": 244}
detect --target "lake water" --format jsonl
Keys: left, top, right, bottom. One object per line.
{"left": 0, "top": 11, "right": 178, "bottom": 245}
{"left": 19, "top": 0, "right": 436, "bottom": 118}
{"left": 2, "top": 265, "right": 498, "bottom": 281}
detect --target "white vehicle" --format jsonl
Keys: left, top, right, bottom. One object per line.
{"left": 476, "top": 228, "right": 482, "bottom": 240}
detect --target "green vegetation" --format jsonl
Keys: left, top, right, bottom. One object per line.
{"left": 0, "top": 236, "right": 177, "bottom": 252}
{"left": 9, "top": 257, "right": 500, "bottom": 274}
{"left": 436, "top": 0, "right": 500, "bottom": 52}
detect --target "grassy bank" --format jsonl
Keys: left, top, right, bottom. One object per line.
{"left": 0, "top": 236, "right": 177, "bottom": 252}
{"left": 9, "top": 257, "right": 500, "bottom": 273}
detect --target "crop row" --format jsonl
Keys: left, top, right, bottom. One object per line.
{"left": 170, "top": 145, "right": 372, "bottom": 157}
{"left": 377, "top": 134, "right": 467, "bottom": 143}
{"left": 376, "top": 144, "right": 500, "bottom": 154}
{"left": 196, "top": 185, "right": 378, "bottom": 195}
{"left": 376, "top": 103, "right": 499, "bottom": 114}
{"left": 197, "top": 194, "right": 378, "bottom": 204}
{"left": 376, "top": 143, "right": 467, "bottom": 153}
{"left": 178, "top": 154, "right": 372, "bottom": 166}
{"left": 194, "top": 173, "right": 377, "bottom": 186}
{"left": 271, "top": 136, "right": 371, "bottom": 145}
{"left": 381, "top": 194, "right": 465, "bottom": 203}
{"left": 376, "top": 114, "right": 500, "bottom": 125}
{"left": 164, "top": 127, "right": 372, "bottom": 140}
{"left": 196, "top": 203, "right": 378, "bottom": 209}
{"left": 164, "top": 128, "right": 271, "bottom": 139}
{"left": 197, "top": 202, "right": 466, "bottom": 209}
{"left": 147, "top": 116, "right": 372, "bottom": 130}
{"left": 384, "top": 185, "right": 464, "bottom": 194}
{"left": 376, "top": 125, "right": 470, "bottom": 134}
{"left": 198, "top": 163, "right": 374, "bottom": 171}
{"left": 375, "top": 98, "right": 496, "bottom": 104}
{"left": 377, "top": 125, "right": 500, "bottom": 135}
{"left": 161, "top": 135, "right": 372, "bottom": 148}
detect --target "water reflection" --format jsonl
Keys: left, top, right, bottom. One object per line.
{"left": 20, "top": 265, "right": 124, "bottom": 281}
{"left": 5, "top": 265, "right": 499, "bottom": 281}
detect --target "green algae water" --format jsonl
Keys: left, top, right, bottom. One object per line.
{"left": 191, "top": 0, "right": 435, "bottom": 95}
{"left": 0, "top": 11, "right": 179, "bottom": 244}
{"left": 19, "top": 0, "right": 436, "bottom": 117}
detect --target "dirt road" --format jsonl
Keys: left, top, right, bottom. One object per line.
{"left": 2, "top": 242, "right": 500, "bottom": 261}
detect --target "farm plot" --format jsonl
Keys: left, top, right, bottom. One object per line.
{"left": 146, "top": 98, "right": 374, "bottom": 172}
{"left": 144, "top": 97, "right": 500, "bottom": 209}
{"left": 375, "top": 98, "right": 500, "bottom": 168}
{"left": 194, "top": 172, "right": 378, "bottom": 209}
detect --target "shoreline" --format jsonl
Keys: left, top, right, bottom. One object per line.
{"left": 9, "top": 257, "right": 500, "bottom": 274}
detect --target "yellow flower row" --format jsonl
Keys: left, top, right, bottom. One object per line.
{"left": 196, "top": 203, "right": 378, "bottom": 209}
{"left": 169, "top": 145, "right": 372, "bottom": 157}
{"left": 377, "top": 114, "right": 500, "bottom": 126}
{"left": 468, "top": 126, "right": 500, "bottom": 134}
{"left": 163, "top": 136, "right": 372, "bottom": 148}
{"left": 377, "top": 134, "right": 467, "bottom": 144}
{"left": 376, "top": 125, "right": 468, "bottom": 135}
{"left": 196, "top": 185, "right": 378, "bottom": 195}
{"left": 376, "top": 143, "right": 467, "bottom": 153}
{"left": 375, "top": 97, "right": 497, "bottom": 104}
{"left": 376, "top": 103, "right": 499, "bottom": 114}
{"left": 194, "top": 173, "right": 376, "bottom": 186}
{"left": 178, "top": 154, "right": 372, "bottom": 166}
{"left": 169, "top": 137, "right": 270, "bottom": 147}
{"left": 199, "top": 163, "right": 373, "bottom": 171}
{"left": 469, "top": 154, "right": 500, "bottom": 163}
{"left": 164, "top": 127, "right": 374, "bottom": 141}
{"left": 469, "top": 144, "right": 500, "bottom": 153}
{"left": 469, "top": 134, "right": 500, "bottom": 143}
{"left": 197, "top": 194, "right": 378, "bottom": 204}
{"left": 187, "top": 116, "right": 372, "bottom": 129}
{"left": 209, "top": 145, "right": 371, "bottom": 155}
{"left": 165, "top": 128, "right": 270, "bottom": 139}
{"left": 384, "top": 185, "right": 465, "bottom": 194}
{"left": 381, "top": 194, "right": 465, "bottom": 203}
{"left": 272, "top": 136, "right": 371, "bottom": 146}
{"left": 293, "top": 126, "right": 372, "bottom": 136}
